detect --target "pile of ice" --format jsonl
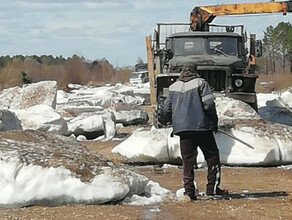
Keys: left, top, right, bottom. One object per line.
{"left": 112, "top": 128, "right": 181, "bottom": 164}
{"left": 58, "top": 83, "right": 146, "bottom": 107}
{"left": 268, "top": 88, "right": 292, "bottom": 109}
{"left": 65, "top": 110, "right": 116, "bottom": 139}
{"left": 0, "top": 130, "right": 170, "bottom": 207}
{"left": 0, "top": 81, "right": 64, "bottom": 134}
{"left": 15, "top": 104, "right": 68, "bottom": 135}
{"left": 258, "top": 88, "right": 292, "bottom": 126}
{"left": 112, "top": 97, "right": 292, "bottom": 166}
{"left": 0, "top": 81, "right": 57, "bottom": 110}
{"left": 0, "top": 81, "right": 149, "bottom": 140}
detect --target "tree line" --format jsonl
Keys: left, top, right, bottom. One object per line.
{"left": 0, "top": 55, "right": 67, "bottom": 68}
{"left": 0, "top": 55, "right": 133, "bottom": 90}
{"left": 262, "top": 21, "right": 292, "bottom": 74}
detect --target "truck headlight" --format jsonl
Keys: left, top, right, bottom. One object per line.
{"left": 234, "top": 79, "right": 243, "bottom": 87}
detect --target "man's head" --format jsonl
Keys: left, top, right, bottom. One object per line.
{"left": 179, "top": 64, "right": 200, "bottom": 82}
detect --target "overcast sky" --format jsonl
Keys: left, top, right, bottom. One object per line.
{"left": 0, "top": 0, "right": 291, "bottom": 66}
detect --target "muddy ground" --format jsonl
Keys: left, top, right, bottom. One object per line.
{"left": 1, "top": 107, "right": 292, "bottom": 219}
{"left": 1, "top": 133, "right": 292, "bottom": 220}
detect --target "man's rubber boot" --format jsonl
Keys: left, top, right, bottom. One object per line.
{"left": 215, "top": 187, "right": 228, "bottom": 196}
{"left": 181, "top": 192, "right": 197, "bottom": 202}
{"left": 206, "top": 187, "right": 229, "bottom": 196}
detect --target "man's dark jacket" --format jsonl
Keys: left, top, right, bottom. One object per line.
{"left": 163, "top": 76, "right": 218, "bottom": 134}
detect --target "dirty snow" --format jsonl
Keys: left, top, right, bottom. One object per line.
{"left": 0, "top": 159, "right": 170, "bottom": 207}
{"left": 1, "top": 81, "right": 292, "bottom": 207}
{"left": 112, "top": 128, "right": 181, "bottom": 164}
{"left": 65, "top": 110, "right": 115, "bottom": 139}
{"left": 14, "top": 104, "right": 67, "bottom": 135}
{"left": 112, "top": 96, "right": 292, "bottom": 166}
{"left": 257, "top": 88, "right": 292, "bottom": 126}
{"left": 0, "top": 81, "right": 150, "bottom": 139}
{"left": 0, "top": 81, "right": 57, "bottom": 110}
{"left": 112, "top": 125, "right": 292, "bottom": 166}
{"left": 0, "top": 130, "right": 170, "bottom": 207}
{"left": 58, "top": 83, "right": 146, "bottom": 107}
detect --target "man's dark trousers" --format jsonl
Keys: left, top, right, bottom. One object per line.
{"left": 178, "top": 131, "right": 221, "bottom": 196}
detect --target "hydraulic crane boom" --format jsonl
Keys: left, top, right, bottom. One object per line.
{"left": 190, "top": 1, "right": 292, "bottom": 31}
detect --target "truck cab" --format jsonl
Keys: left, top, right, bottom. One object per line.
{"left": 154, "top": 26, "right": 259, "bottom": 114}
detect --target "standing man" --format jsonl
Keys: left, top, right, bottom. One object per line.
{"left": 163, "top": 65, "right": 227, "bottom": 201}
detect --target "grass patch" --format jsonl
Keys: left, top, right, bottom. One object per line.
{"left": 256, "top": 73, "right": 292, "bottom": 93}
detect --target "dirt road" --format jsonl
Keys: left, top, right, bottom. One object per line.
{"left": 1, "top": 136, "right": 292, "bottom": 220}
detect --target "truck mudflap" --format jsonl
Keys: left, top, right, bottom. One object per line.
{"left": 226, "top": 91, "right": 258, "bottom": 111}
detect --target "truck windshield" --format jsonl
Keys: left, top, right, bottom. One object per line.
{"left": 130, "top": 73, "right": 141, "bottom": 79}
{"left": 207, "top": 37, "right": 238, "bottom": 56}
{"left": 172, "top": 37, "right": 238, "bottom": 56}
{"left": 172, "top": 37, "right": 205, "bottom": 56}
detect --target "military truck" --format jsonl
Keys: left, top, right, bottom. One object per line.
{"left": 145, "top": 1, "right": 292, "bottom": 127}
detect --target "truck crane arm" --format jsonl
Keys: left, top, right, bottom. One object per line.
{"left": 190, "top": 1, "right": 292, "bottom": 31}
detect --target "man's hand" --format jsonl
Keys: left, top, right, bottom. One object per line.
{"left": 155, "top": 108, "right": 167, "bottom": 128}
{"left": 170, "top": 131, "right": 174, "bottom": 137}
{"left": 214, "top": 126, "right": 218, "bottom": 133}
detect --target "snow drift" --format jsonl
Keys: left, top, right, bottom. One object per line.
{"left": 0, "top": 81, "right": 57, "bottom": 110}
{"left": 14, "top": 104, "right": 67, "bottom": 135}
{"left": 258, "top": 88, "right": 292, "bottom": 126}
{"left": 0, "top": 130, "right": 170, "bottom": 207}
{"left": 66, "top": 110, "right": 115, "bottom": 139}
{"left": 112, "top": 97, "right": 292, "bottom": 166}
{"left": 0, "top": 81, "right": 150, "bottom": 139}
{"left": 58, "top": 83, "right": 146, "bottom": 107}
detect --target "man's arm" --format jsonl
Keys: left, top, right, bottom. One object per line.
{"left": 163, "top": 93, "right": 172, "bottom": 123}
{"left": 153, "top": 93, "right": 172, "bottom": 127}
{"left": 199, "top": 80, "right": 218, "bottom": 130}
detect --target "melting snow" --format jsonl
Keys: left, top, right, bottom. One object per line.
{"left": 258, "top": 89, "right": 292, "bottom": 126}
{"left": 113, "top": 96, "right": 292, "bottom": 166}
{"left": 0, "top": 81, "right": 292, "bottom": 207}
{"left": 0, "top": 130, "right": 170, "bottom": 207}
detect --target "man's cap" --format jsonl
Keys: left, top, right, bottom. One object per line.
{"left": 181, "top": 64, "right": 198, "bottom": 74}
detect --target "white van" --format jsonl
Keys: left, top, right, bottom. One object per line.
{"left": 130, "top": 71, "right": 149, "bottom": 85}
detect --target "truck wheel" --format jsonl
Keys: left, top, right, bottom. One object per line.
{"left": 154, "top": 95, "right": 167, "bottom": 128}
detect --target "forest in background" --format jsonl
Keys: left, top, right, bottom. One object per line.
{"left": 259, "top": 22, "right": 292, "bottom": 74}
{"left": 0, "top": 55, "right": 133, "bottom": 90}
{"left": 255, "top": 21, "right": 292, "bottom": 92}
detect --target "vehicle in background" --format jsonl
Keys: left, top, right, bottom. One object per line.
{"left": 130, "top": 63, "right": 149, "bottom": 85}
{"left": 135, "top": 63, "right": 148, "bottom": 72}
{"left": 130, "top": 71, "right": 149, "bottom": 85}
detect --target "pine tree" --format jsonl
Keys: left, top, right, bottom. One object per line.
{"left": 21, "top": 71, "right": 32, "bottom": 84}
